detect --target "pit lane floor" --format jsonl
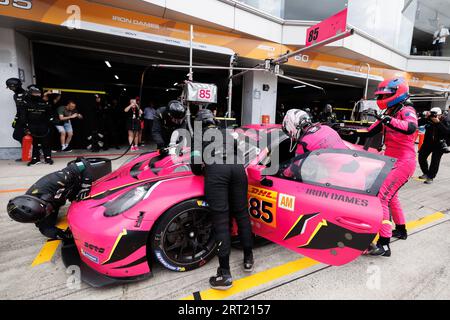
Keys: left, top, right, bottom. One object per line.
{"left": 0, "top": 147, "right": 449, "bottom": 300}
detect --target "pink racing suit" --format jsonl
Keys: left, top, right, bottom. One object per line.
{"left": 284, "top": 124, "right": 348, "bottom": 177}
{"left": 366, "top": 106, "right": 418, "bottom": 238}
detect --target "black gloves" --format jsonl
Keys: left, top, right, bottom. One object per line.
{"left": 76, "top": 183, "right": 92, "bottom": 201}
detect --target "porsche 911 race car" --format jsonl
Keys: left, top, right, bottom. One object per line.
{"left": 63, "top": 124, "right": 395, "bottom": 287}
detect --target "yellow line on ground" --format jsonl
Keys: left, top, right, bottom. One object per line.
{"left": 31, "top": 217, "right": 68, "bottom": 267}
{"left": 182, "top": 258, "right": 319, "bottom": 300}
{"left": 182, "top": 211, "right": 447, "bottom": 300}
{"left": 31, "top": 240, "right": 62, "bottom": 267}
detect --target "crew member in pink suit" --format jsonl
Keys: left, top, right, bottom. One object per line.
{"left": 281, "top": 109, "right": 348, "bottom": 178}
{"left": 361, "top": 78, "right": 418, "bottom": 256}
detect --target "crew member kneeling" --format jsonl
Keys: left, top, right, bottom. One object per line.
{"left": 7, "top": 158, "right": 93, "bottom": 240}
{"left": 190, "top": 109, "right": 254, "bottom": 290}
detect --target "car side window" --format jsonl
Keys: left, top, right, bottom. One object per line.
{"left": 277, "top": 149, "right": 395, "bottom": 196}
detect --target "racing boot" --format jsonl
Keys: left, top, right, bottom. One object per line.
{"left": 369, "top": 237, "right": 391, "bottom": 257}
{"left": 45, "top": 157, "right": 54, "bottom": 165}
{"left": 392, "top": 224, "right": 408, "bottom": 240}
{"left": 244, "top": 250, "right": 254, "bottom": 272}
{"left": 27, "top": 157, "right": 41, "bottom": 166}
{"left": 209, "top": 267, "right": 233, "bottom": 290}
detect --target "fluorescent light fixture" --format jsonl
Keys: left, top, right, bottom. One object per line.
{"left": 114, "top": 75, "right": 119, "bottom": 80}
{"left": 105, "top": 61, "right": 112, "bottom": 68}
{"left": 294, "top": 85, "right": 306, "bottom": 89}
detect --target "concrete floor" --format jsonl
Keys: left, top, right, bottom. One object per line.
{"left": 0, "top": 146, "right": 449, "bottom": 300}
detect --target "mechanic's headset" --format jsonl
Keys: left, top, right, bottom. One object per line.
{"left": 7, "top": 194, "right": 55, "bottom": 224}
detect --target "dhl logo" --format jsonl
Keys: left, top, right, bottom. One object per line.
{"left": 249, "top": 186, "right": 276, "bottom": 199}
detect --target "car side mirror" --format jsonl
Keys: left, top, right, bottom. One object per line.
{"left": 247, "top": 165, "right": 266, "bottom": 182}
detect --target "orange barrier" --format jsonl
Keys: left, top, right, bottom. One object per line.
{"left": 418, "top": 132, "right": 425, "bottom": 151}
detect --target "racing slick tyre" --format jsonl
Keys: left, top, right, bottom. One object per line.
{"left": 150, "top": 199, "right": 217, "bottom": 272}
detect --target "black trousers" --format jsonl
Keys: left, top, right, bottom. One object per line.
{"left": 35, "top": 207, "right": 62, "bottom": 239}
{"left": 31, "top": 133, "right": 51, "bottom": 160}
{"left": 204, "top": 164, "right": 253, "bottom": 269}
{"left": 13, "top": 126, "right": 25, "bottom": 144}
{"left": 419, "top": 142, "right": 444, "bottom": 179}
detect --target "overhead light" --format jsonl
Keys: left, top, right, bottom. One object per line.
{"left": 157, "top": 50, "right": 164, "bottom": 54}
{"left": 294, "top": 85, "right": 306, "bottom": 89}
{"left": 174, "top": 82, "right": 178, "bottom": 86}
{"left": 123, "top": 88, "right": 127, "bottom": 91}
{"left": 105, "top": 61, "right": 112, "bottom": 68}
{"left": 334, "top": 78, "right": 339, "bottom": 81}
{"left": 114, "top": 75, "right": 119, "bottom": 80}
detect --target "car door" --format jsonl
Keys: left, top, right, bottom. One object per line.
{"left": 247, "top": 148, "right": 396, "bottom": 266}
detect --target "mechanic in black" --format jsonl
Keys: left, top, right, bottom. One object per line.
{"left": 6, "top": 78, "right": 28, "bottom": 153}
{"left": 152, "top": 100, "right": 187, "bottom": 151}
{"left": 7, "top": 158, "right": 93, "bottom": 240}
{"left": 190, "top": 109, "right": 254, "bottom": 290}
{"left": 418, "top": 107, "right": 450, "bottom": 184}
{"left": 21, "top": 85, "right": 54, "bottom": 166}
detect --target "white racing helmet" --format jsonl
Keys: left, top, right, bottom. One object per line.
{"left": 282, "top": 109, "right": 312, "bottom": 140}
{"left": 282, "top": 109, "right": 312, "bottom": 152}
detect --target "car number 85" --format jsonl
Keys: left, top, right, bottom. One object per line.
{"left": 249, "top": 197, "right": 274, "bottom": 224}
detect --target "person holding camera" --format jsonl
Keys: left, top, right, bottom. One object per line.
{"left": 125, "top": 98, "right": 143, "bottom": 151}
{"left": 5, "top": 78, "right": 28, "bottom": 158}
{"left": 418, "top": 107, "right": 450, "bottom": 184}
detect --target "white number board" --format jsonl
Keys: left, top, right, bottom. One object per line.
{"left": 185, "top": 82, "right": 218, "bottom": 103}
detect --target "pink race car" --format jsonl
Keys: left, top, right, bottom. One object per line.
{"left": 62, "top": 125, "right": 395, "bottom": 287}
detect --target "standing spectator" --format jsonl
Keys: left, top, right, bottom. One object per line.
{"left": 55, "top": 101, "right": 83, "bottom": 152}
{"left": 22, "top": 85, "right": 53, "bottom": 166}
{"left": 418, "top": 107, "right": 450, "bottom": 184}
{"left": 124, "top": 98, "right": 143, "bottom": 151}
{"left": 143, "top": 102, "right": 156, "bottom": 143}
{"left": 5, "top": 78, "right": 28, "bottom": 160}
{"left": 433, "top": 25, "right": 450, "bottom": 56}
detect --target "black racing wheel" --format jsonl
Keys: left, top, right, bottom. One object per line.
{"left": 150, "top": 199, "right": 217, "bottom": 272}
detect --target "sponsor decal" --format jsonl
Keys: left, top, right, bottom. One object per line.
{"left": 155, "top": 250, "right": 186, "bottom": 272}
{"left": 248, "top": 186, "right": 278, "bottom": 228}
{"left": 81, "top": 248, "right": 99, "bottom": 264}
{"left": 84, "top": 242, "right": 105, "bottom": 254}
{"left": 278, "top": 193, "right": 295, "bottom": 212}
{"left": 306, "top": 188, "right": 369, "bottom": 207}
{"left": 196, "top": 200, "right": 209, "bottom": 207}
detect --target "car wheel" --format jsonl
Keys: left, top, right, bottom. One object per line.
{"left": 150, "top": 199, "right": 217, "bottom": 272}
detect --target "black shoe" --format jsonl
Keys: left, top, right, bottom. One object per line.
{"left": 45, "top": 158, "right": 54, "bottom": 165}
{"left": 15, "top": 158, "right": 22, "bottom": 162}
{"left": 424, "top": 178, "right": 433, "bottom": 184}
{"left": 418, "top": 174, "right": 428, "bottom": 180}
{"left": 27, "top": 159, "right": 41, "bottom": 166}
{"left": 209, "top": 268, "right": 233, "bottom": 290}
{"left": 244, "top": 253, "right": 254, "bottom": 272}
{"left": 392, "top": 225, "right": 407, "bottom": 240}
{"left": 368, "top": 237, "right": 391, "bottom": 257}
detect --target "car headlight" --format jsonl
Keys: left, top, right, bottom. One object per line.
{"left": 103, "top": 183, "right": 153, "bottom": 217}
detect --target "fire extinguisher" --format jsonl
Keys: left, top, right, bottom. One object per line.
{"left": 22, "top": 134, "right": 33, "bottom": 162}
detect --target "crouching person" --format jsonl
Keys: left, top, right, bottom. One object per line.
{"left": 190, "top": 109, "right": 254, "bottom": 290}
{"left": 7, "top": 158, "right": 93, "bottom": 240}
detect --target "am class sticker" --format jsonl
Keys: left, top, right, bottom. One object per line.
{"left": 278, "top": 193, "right": 295, "bottom": 212}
